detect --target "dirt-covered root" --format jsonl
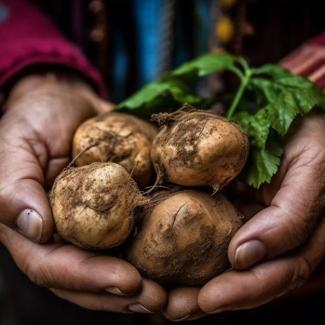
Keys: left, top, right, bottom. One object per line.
{"left": 151, "top": 110, "right": 249, "bottom": 190}
{"left": 127, "top": 190, "right": 243, "bottom": 285}
{"left": 72, "top": 112, "right": 158, "bottom": 188}
{"left": 50, "top": 162, "right": 146, "bottom": 250}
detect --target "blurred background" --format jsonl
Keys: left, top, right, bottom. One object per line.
{"left": 0, "top": 0, "right": 324, "bottom": 324}
{"left": 35, "top": 0, "right": 325, "bottom": 102}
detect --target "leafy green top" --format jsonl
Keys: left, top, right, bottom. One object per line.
{"left": 117, "top": 54, "right": 325, "bottom": 188}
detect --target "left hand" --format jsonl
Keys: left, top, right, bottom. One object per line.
{"left": 0, "top": 72, "right": 167, "bottom": 313}
{"left": 163, "top": 112, "right": 325, "bottom": 321}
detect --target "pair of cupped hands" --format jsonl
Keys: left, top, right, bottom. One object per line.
{"left": 0, "top": 72, "right": 324, "bottom": 321}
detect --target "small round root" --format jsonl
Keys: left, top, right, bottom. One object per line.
{"left": 50, "top": 162, "right": 144, "bottom": 250}
{"left": 72, "top": 112, "right": 158, "bottom": 188}
{"left": 151, "top": 109, "right": 249, "bottom": 189}
{"left": 127, "top": 190, "right": 243, "bottom": 285}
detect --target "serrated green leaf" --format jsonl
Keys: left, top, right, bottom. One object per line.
{"left": 236, "top": 65, "right": 325, "bottom": 188}
{"left": 116, "top": 53, "right": 241, "bottom": 117}
{"left": 245, "top": 143, "right": 283, "bottom": 188}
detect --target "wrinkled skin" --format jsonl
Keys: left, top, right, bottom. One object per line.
{"left": 128, "top": 190, "right": 242, "bottom": 285}
{"left": 152, "top": 111, "right": 249, "bottom": 191}
{"left": 0, "top": 73, "right": 167, "bottom": 313}
{"left": 51, "top": 162, "right": 145, "bottom": 249}
{"left": 163, "top": 112, "right": 325, "bottom": 321}
{"left": 73, "top": 113, "right": 157, "bottom": 188}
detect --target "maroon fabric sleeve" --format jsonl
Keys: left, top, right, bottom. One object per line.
{"left": 281, "top": 31, "right": 325, "bottom": 89}
{"left": 0, "top": 0, "right": 106, "bottom": 95}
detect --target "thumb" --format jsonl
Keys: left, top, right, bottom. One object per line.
{"left": 9, "top": 180, "right": 53, "bottom": 243}
{"left": 0, "top": 139, "right": 53, "bottom": 243}
{"left": 83, "top": 89, "right": 114, "bottom": 114}
{"left": 94, "top": 98, "right": 115, "bottom": 114}
{"left": 228, "top": 147, "right": 325, "bottom": 270}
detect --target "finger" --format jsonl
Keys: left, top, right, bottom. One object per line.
{"left": 232, "top": 201, "right": 265, "bottom": 221}
{"left": 86, "top": 91, "right": 114, "bottom": 114}
{"left": 228, "top": 147, "right": 325, "bottom": 269}
{"left": 0, "top": 224, "right": 142, "bottom": 295}
{"left": 0, "top": 132, "right": 53, "bottom": 242}
{"left": 50, "top": 279, "right": 167, "bottom": 313}
{"left": 94, "top": 98, "right": 114, "bottom": 114}
{"left": 45, "top": 157, "right": 69, "bottom": 189}
{"left": 163, "top": 287, "right": 203, "bottom": 321}
{"left": 199, "top": 217, "right": 325, "bottom": 313}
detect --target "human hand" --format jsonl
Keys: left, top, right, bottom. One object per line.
{"left": 0, "top": 73, "right": 166, "bottom": 313}
{"left": 163, "top": 112, "right": 325, "bottom": 320}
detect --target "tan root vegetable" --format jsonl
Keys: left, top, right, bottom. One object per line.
{"left": 127, "top": 190, "right": 243, "bottom": 285}
{"left": 73, "top": 112, "right": 157, "bottom": 188}
{"left": 50, "top": 162, "right": 146, "bottom": 250}
{"left": 151, "top": 111, "right": 249, "bottom": 191}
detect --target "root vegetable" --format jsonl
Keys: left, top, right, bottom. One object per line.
{"left": 127, "top": 190, "right": 243, "bottom": 285}
{"left": 151, "top": 111, "right": 249, "bottom": 191}
{"left": 73, "top": 112, "right": 157, "bottom": 188}
{"left": 50, "top": 162, "right": 146, "bottom": 250}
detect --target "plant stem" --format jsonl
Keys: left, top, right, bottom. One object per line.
{"left": 227, "top": 70, "right": 251, "bottom": 119}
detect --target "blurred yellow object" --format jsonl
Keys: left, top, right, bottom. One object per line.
{"left": 221, "top": 0, "right": 237, "bottom": 8}
{"left": 216, "top": 17, "right": 235, "bottom": 43}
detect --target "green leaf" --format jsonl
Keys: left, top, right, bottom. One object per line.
{"left": 171, "top": 53, "right": 238, "bottom": 77}
{"left": 245, "top": 142, "right": 283, "bottom": 188}
{"left": 117, "top": 81, "right": 170, "bottom": 110}
{"left": 234, "top": 64, "right": 325, "bottom": 188}
{"left": 252, "top": 64, "right": 292, "bottom": 79}
{"left": 116, "top": 53, "right": 241, "bottom": 117}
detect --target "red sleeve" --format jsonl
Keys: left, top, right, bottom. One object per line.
{"left": 0, "top": 0, "right": 106, "bottom": 96}
{"left": 281, "top": 32, "right": 325, "bottom": 90}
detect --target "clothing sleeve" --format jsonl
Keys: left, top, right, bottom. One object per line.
{"left": 0, "top": 0, "right": 106, "bottom": 95}
{"left": 281, "top": 31, "right": 325, "bottom": 90}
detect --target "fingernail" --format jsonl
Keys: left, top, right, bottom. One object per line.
{"left": 234, "top": 240, "right": 266, "bottom": 269}
{"left": 106, "top": 287, "right": 125, "bottom": 296}
{"left": 16, "top": 209, "right": 43, "bottom": 242}
{"left": 128, "top": 304, "right": 153, "bottom": 314}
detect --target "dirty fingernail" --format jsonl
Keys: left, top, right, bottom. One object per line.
{"left": 234, "top": 240, "right": 266, "bottom": 269}
{"left": 128, "top": 304, "right": 153, "bottom": 313}
{"left": 16, "top": 209, "right": 43, "bottom": 242}
{"left": 106, "top": 287, "right": 125, "bottom": 296}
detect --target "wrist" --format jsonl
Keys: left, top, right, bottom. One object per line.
{"left": 10, "top": 70, "right": 92, "bottom": 97}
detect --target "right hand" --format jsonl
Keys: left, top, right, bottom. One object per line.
{"left": 0, "top": 72, "right": 167, "bottom": 313}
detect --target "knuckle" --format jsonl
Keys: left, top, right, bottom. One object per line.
{"left": 282, "top": 215, "right": 311, "bottom": 247}
{"left": 0, "top": 182, "right": 19, "bottom": 217}
{"left": 24, "top": 259, "right": 49, "bottom": 287}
